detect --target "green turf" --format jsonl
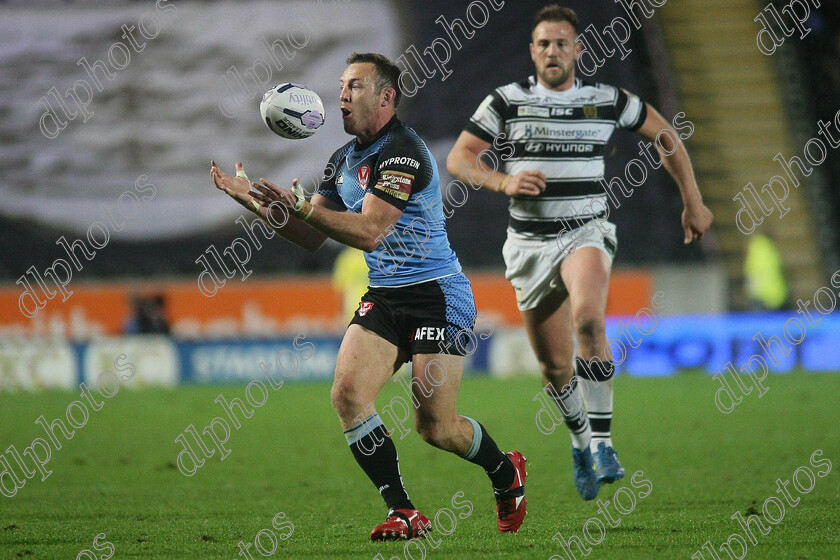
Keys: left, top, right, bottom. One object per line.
{"left": 1, "top": 371, "right": 838, "bottom": 559}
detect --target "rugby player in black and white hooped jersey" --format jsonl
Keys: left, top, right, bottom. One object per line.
{"left": 447, "top": 5, "right": 713, "bottom": 500}
{"left": 211, "top": 53, "right": 527, "bottom": 539}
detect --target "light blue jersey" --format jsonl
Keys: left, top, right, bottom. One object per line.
{"left": 316, "top": 117, "right": 461, "bottom": 287}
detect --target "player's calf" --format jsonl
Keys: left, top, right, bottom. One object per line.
{"left": 380, "top": 395, "right": 413, "bottom": 440}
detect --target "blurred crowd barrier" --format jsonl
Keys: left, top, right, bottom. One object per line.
{"left": 2, "top": 271, "right": 838, "bottom": 391}
{"left": 2, "top": 313, "right": 838, "bottom": 392}
{"left": 0, "top": 272, "right": 654, "bottom": 340}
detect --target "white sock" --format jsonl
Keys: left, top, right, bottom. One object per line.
{"left": 579, "top": 377, "right": 613, "bottom": 452}
{"left": 547, "top": 381, "right": 591, "bottom": 450}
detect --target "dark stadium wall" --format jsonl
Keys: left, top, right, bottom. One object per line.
{"left": 398, "top": 0, "right": 705, "bottom": 269}
{"left": 0, "top": 0, "right": 702, "bottom": 283}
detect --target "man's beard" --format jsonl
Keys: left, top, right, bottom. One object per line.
{"left": 540, "top": 64, "right": 572, "bottom": 88}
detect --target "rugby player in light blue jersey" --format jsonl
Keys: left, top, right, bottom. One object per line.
{"left": 211, "top": 53, "right": 527, "bottom": 540}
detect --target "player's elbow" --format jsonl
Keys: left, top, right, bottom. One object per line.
{"left": 360, "top": 236, "right": 381, "bottom": 253}
{"left": 308, "top": 235, "right": 329, "bottom": 253}
{"left": 445, "top": 148, "right": 463, "bottom": 177}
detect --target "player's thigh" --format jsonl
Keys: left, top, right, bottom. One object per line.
{"left": 520, "top": 291, "right": 576, "bottom": 375}
{"left": 560, "top": 245, "right": 612, "bottom": 322}
{"left": 333, "top": 324, "right": 402, "bottom": 408}
{"left": 410, "top": 353, "right": 464, "bottom": 425}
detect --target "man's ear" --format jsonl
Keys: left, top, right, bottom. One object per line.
{"left": 381, "top": 86, "right": 396, "bottom": 107}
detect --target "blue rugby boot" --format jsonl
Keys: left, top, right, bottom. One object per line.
{"left": 592, "top": 442, "right": 625, "bottom": 485}
{"left": 571, "top": 446, "right": 599, "bottom": 500}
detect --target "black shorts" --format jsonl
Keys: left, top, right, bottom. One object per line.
{"left": 350, "top": 273, "right": 477, "bottom": 357}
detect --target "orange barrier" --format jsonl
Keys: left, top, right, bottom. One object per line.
{"left": 0, "top": 270, "right": 652, "bottom": 338}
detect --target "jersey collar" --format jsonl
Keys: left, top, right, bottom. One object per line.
{"left": 353, "top": 114, "right": 400, "bottom": 152}
{"left": 532, "top": 76, "right": 582, "bottom": 98}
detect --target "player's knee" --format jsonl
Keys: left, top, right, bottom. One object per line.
{"left": 537, "top": 358, "right": 574, "bottom": 387}
{"left": 414, "top": 416, "right": 448, "bottom": 448}
{"left": 329, "top": 378, "right": 363, "bottom": 418}
{"left": 574, "top": 316, "right": 605, "bottom": 347}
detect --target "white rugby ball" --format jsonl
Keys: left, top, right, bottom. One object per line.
{"left": 260, "top": 83, "right": 325, "bottom": 139}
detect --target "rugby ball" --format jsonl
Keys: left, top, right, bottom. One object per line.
{"left": 260, "top": 83, "right": 325, "bottom": 139}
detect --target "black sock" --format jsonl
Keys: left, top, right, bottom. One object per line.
{"left": 346, "top": 415, "right": 413, "bottom": 512}
{"left": 462, "top": 417, "right": 515, "bottom": 493}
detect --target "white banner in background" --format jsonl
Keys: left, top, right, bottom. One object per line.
{"left": 83, "top": 336, "right": 178, "bottom": 388}
{"left": 0, "top": 339, "right": 77, "bottom": 391}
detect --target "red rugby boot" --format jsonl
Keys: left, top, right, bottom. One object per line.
{"left": 370, "top": 508, "right": 432, "bottom": 541}
{"left": 495, "top": 451, "right": 527, "bottom": 532}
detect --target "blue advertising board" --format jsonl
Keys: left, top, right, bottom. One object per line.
{"left": 609, "top": 313, "right": 840, "bottom": 377}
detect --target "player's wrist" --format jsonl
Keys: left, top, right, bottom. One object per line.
{"left": 682, "top": 192, "right": 704, "bottom": 210}
{"left": 294, "top": 200, "right": 315, "bottom": 221}
{"left": 499, "top": 174, "right": 510, "bottom": 195}
{"left": 290, "top": 181, "right": 314, "bottom": 221}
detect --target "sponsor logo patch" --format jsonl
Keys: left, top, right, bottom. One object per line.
{"left": 524, "top": 123, "right": 600, "bottom": 140}
{"left": 522, "top": 142, "right": 595, "bottom": 154}
{"left": 551, "top": 107, "right": 574, "bottom": 116}
{"left": 374, "top": 170, "right": 414, "bottom": 201}
{"left": 410, "top": 326, "right": 446, "bottom": 342}
{"left": 518, "top": 105, "right": 551, "bottom": 117}
{"left": 378, "top": 156, "right": 420, "bottom": 170}
{"left": 358, "top": 301, "right": 374, "bottom": 316}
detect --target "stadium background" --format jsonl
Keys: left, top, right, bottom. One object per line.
{"left": 1, "top": 0, "right": 839, "bottom": 558}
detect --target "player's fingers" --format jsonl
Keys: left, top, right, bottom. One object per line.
{"left": 524, "top": 177, "right": 544, "bottom": 192}
{"left": 258, "top": 178, "right": 284, "bottom": 194}
{"left": 530, "top": 173, "right": 547, "bottom": 191}
{"left": 254, "top": 181, "right": 282, "bottom": 198}
{"left": 236, "top": 161, "right": 243, "bottom": 171}
{"left": 251, "top": 185, "right": 278, "bottom": 202}
{"left": 524, "top": 170, "right": 547, "bottom": 181}
{"left": 517, "top": 184, "right": 538, "bottom": 196}
{"left": 251, "top": 191, "right": 273, "bottom": 205}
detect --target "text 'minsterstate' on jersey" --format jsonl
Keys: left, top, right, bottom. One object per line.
{"left": 316, "top": 116, "right": 461, "bottom": 287}
{"left": 465, "top": 76, "right": 647, "bottom": 239}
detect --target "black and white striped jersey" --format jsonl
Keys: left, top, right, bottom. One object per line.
{"left": 465, "top": 76, "right": 647, "bottom": 239}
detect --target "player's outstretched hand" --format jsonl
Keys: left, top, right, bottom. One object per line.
{"left": 211, "top": 161, "right": 251, "bottom": 196}
{"left": 253, "top": 178, "right": 314, "bottom": 221}
{"left": 502, "top": 170, "right": 546, "bottom": 196}
{"left": 211, "top": 160, "right": 265, "bottom": 214}
{"left": 250, "top": 178, "right": 298, "bottom": 209}
{"left": 682, "top": 202, "right": 714, "bottom": 244}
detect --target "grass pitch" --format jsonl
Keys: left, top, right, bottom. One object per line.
{"left": 1, "top": 371, "right": 838, "bottom": 559}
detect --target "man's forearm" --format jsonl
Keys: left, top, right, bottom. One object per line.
{"left": 303, "top": 205, "right": 384, "bottom": 252}
{"left": 448, "top": 147, "right": 507, "bottom": 193}
{"left": 659, "top": 144, "right": 703, "bottom": 207}
{"left": 258, "top": 204, "right": 327, "bottom": 252}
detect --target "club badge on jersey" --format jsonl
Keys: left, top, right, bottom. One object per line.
{"left": 357, "top": 165, "right": 371, "bottom": 189}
